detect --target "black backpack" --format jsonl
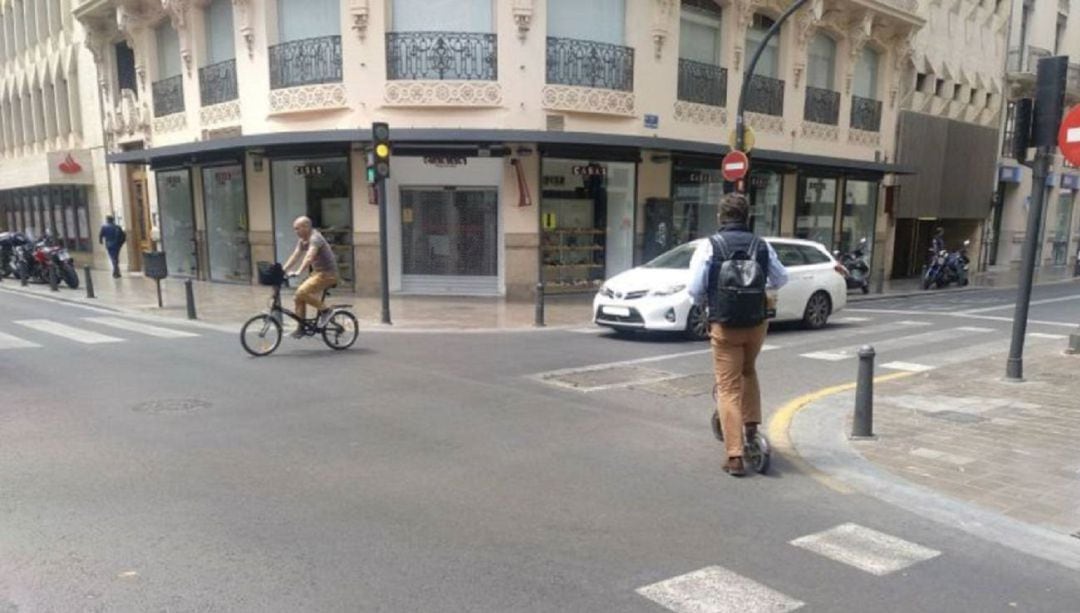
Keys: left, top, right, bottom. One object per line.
{"left": 116, "top": 226, "right": 127, "bottom": 248}
{"left": 708, "top": 234, "right": 767, "bottom": 327}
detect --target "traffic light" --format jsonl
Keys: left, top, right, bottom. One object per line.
{"left": 371, "top": 122, "right": 390, "bottom": 180}
{"left": 1011, "top": 98, "right": 1033, "bottom": 163}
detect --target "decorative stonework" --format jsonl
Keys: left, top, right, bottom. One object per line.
{"left": 152, "top": 112, "right": 187, "bottom": 134}
{"left": 269, "top": 83, "right": 348, "bottom": 114}
{"left": 512, "top": 0, "right": 534, "bottom": 41}
{"left": 231, "top": 0, "right": 255, "bottom": 58}
{"left": 650, "top": 0, "right": 677, "bottom": 59}
{"left": 541, "top": 85, "right": 635, "bottom": 116}
{"left": 384, "top": 81, "right": 503, "bottom": 107}
{"left": 350, "top": 0, "right": 370, "bottom": 41}
{"left": 746, "top": 111, "right": 784, "bottom": 134}
{"left": 199, "top": 101, "right": 241, "bottom": 127}
{"left": 104, "top": 89, "right": 150, "bottom": 149}
{"left": 848, "top": 128, "right": 882, "bottom": 147}
{"left": 673, "top": 101, "right": 727, "bottom": 127}
{"left": 801, "top": 121, "right": 839, "bottom": 141}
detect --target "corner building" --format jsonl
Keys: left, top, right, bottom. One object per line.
{"left": 73, "top": 0, "right": 922, "bottom": 299}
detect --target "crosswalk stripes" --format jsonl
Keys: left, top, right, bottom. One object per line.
{"left": 14, "top": 319, "right": 124, "bottom": 344}
{"left": 1029, "top": 332, "right": 1067, "bottom": 340}
{"left": 0, "top": 330, "right": 41, "bottom": 350}
{"left": 799, "top": 325, "right": 994, "bottom": 363}
{"left": 636, "top": 565, "right": 805, "bottom": 613}
{"left": 880, "top": 361, "right": 935, "bottom": 373}
{"left": 789, "top": 523, "right": 941, "bottom": 576}
{"left": 83, "top": 316, "right": 200, "bottom": 339}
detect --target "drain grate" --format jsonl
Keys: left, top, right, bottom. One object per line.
{"left": 132, "top": 398, "right": 211, "bottom": 414}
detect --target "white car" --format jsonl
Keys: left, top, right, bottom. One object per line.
{"left": 593, "top": 237, "right": 848, "bottom": 339}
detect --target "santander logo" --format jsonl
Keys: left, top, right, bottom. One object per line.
{"left": 58, "top": 154, "right": 82, "bottom": 174}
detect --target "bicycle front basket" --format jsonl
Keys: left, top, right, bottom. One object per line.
{"left": 257, "top": 261, "right": 285, "bottom": 286}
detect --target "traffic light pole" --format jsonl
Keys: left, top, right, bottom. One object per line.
{"left": 377, "top": 177, "right": 392, "bottom": 325}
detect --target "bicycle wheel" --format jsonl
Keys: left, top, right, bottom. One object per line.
{"left": 241, "top": 314, "right": 283, "bottom": 357}
{"left": 322, "top": 310, "right": 359, "bottom": 350}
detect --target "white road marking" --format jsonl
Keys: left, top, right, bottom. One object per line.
{"left": 83, "top": 316, "right": 199, "bottom": 338}
{"left": 800, "top": 351, "right": 850, "bottom": 361}
{"left": 897, "top": 320, "right": 932, "bottom": 326}
{"left": 834, "top": 316, "right": 872, "bottom": 323}
{"left": 881, "top": 361, "right": 935, "bottom": 373}
{"left": 790, "top": 523, "right": 941, "bottom": 576}
{"left": 569, "top": 327, "right": 607, "bottom": 334}
{"left": 636, "top": 565, "right": 804, "bottom": 613}
{"left": 0, "top": 331, "right": 41, "bottom": 350}
{"left": 761, "top": 344, "right": 780, "bottom": 352}
{"left": 960, "top": 294, "right": 1080, "bottom": 314}
{"left": 956, "top": 326, "right": 996, "bottom": 333}
{"left": 1028, "top": 332, "right": 1067, "bottom": 340}
{"left": 909, "top": 447, "right": 976, "bottom": 466}
{"left": 14, "top": 319, "right": 124, "bottom": 344}
{"left": 532, "top": 349, "right": 712, "bottom": 379}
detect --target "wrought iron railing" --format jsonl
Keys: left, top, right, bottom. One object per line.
{"left": 851, "top": 95, "right": 883, "bottom": 132}
{"left": 804, "top": 86, "right": 840, "bottom": 125}
{"left": 744, "top": 74, "right": 784, "bottom": 116}
{"left": 385, "top": 31, "right": 497, "bottom": 81}
{"left": 268, "top": 35, "right": 342, "bottom": 90}
{"left": 151, "top": 74, "right": 184, "bottom": 117}
{"left": 677, "top": 58, "right": 727, "bottom": 107}
{"left": 546, "top": 36, "right": 634, "bottom": 92}
{"left": 199, "top": 59, "right": 238, "bottom": 106}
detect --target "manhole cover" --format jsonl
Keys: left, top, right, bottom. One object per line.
{"left": 634, "top": 373, "right": 715, "bottom": 398}
{"left": 132, "top": 398, "right": 211, "bottom": 414}
{"left": 920, "top": 410, "right": 987, "bottom": 424}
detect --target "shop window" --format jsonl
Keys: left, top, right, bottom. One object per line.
{"left": 202, "top": 164, "right": 250, "bottom": 282}
{"left": 401, "top": 188, "right": 498, "bottom": 278}
{"left": 748, "top": 171, "right": 782, "bottom": 237}
{"left": 840, "top": 179, "right": 879, "bottom": 261}
{"left": 0, "top": 186, "right": 90, "bottom": 251}
{"left": 670, "top": 165, "right": 726, "bottom": 249}
{"left": 156, "top": 169, "right": 198, "bottom": 277}
{"left": 796, "top": 176, "right": 837, "bottom": 248}
{"left": 271, "top": 158, "right": 353, "bottom": 285}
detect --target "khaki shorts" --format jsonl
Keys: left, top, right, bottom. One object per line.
{"left": 295, "top": 272, "right": 337, "bottom": 309}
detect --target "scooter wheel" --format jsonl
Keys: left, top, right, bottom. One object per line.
{"left": 746, "top": 432, "right": 771, "bottom": 474}
{"left": 710, "top": 411, "right": 724, "bottom": 441}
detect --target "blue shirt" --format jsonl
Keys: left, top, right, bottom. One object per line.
{"left": 99, "top": 223, "right": 123, "bottom": 250}
{"left": 687, "top": 238, "right": 789, "bottom": 305}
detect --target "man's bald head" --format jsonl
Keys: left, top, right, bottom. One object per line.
{"left": 293, "top": 216, "right": 313, "bottom": 239}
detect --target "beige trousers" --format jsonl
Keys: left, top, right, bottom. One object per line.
{"left": 710, "top": 321, "right": 768, "bottom": 458}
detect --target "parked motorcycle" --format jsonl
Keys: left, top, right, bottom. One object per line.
{"left": 922, "top": 240, "right": 970, "bottom": 290}
{"left": 0, "top": 231, "right": 30, "bottom": 278}
{"left": 835, "top": 238, "right": 871, "bottom": 294}
{"left": 14, "top": 231, "right": 79, "bottom": 289}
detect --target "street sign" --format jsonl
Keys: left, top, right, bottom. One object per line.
{"left": 728, "top": 126, "right": 756, "bottom": 152}
{"left": 542, "top": 212, "right": 557, "bottom": 230}
{"left": 721, "top": 151, "right": 750, "bottom": 182}
{"left": 1060, "top": 105, "right": 1080, "bottom": 167}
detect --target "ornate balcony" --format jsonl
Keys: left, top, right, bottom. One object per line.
{"left": 199, "top": 59, "right": 238, "bottom": 107}
{"left": 745, "top": 74, "right": 784, "bottom": 117}
{"left": 851, "top": 95, "right": 882, "bottom": 132}
{"left": 268, "top": 35, "right": 342, "bottom": 90}
{"left": 546, "top": 37, "right": 634, "bottom": 92}
{"left": 1007, "top": 45, "right": 1051, "bottom": 74}
{"left": 677, "top": 58, "right": 727, "bottom": 107}
{"left": 151, "top": 74, "right": 184, "bottom": 117}
{"left": 385, "top": 31, "right": 497, "bottom": 81}
{"left": 804, "top": 86, "right": 840, "bottom": 125}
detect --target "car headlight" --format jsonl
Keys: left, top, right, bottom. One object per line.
{"left": 650, "top": 284, "right": 686, "bottom": 297}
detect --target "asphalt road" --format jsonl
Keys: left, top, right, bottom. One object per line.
{"left": 1, "top": 281, "right": 1079, "bottom": 612}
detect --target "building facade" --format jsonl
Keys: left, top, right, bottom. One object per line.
{"left": 0, "top": 0, "right": 112, "bottom": 270}
{"left": 71, "top": 0, "right": 922, "bottom": 299}
{"left": 995, "top": 0, "right": 1080, "bottom": 271}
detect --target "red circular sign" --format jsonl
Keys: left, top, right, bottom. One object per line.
{"left": 721, "top": 151, "right": 750, "bottom": 182}
{"left": 1059, "top": 105, "right": 1080, "bottom": 168}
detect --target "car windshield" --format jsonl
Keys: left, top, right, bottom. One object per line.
{"left": 642, "top": 242, "right": 697, "bottom": 269}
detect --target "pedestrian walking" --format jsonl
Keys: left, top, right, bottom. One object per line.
{"left": 98, "top": 215, "right": 126, "bottom": 278}
{"left": 688, "top": 193, "right": 788, "bottom": 477}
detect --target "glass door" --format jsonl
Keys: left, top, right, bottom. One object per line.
{"left": 400, "top": 187, "right": 499, "bottom": 294}
{"left": 156, "top": 169, "right": 198, "bottom": 277}
{"left": 796, "top": 176, "right": 838, "bottom": 248}
{"left": 202, "top": 164, "right": 250, "bottom": 282}
{"left": 1051, "top": 192, "right": 1074, "bottom": 266}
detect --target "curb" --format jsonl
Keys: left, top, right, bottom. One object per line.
{"left": 848, "top": 276, "right": 1079, "bottom": 303}
{"left": 774, "top": 380, "right": 1080, "bottom": 572}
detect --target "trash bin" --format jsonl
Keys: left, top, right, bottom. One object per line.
{"left": 143, "top": 251, "right": 168, "bottom": 280}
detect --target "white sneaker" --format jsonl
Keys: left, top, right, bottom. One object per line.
{"left": 317, "top": 309, "right": 333, "bottom": 328}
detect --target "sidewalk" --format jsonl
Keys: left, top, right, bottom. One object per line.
{"left": 0, "top": 272, "right": 594, "bottom": 330}
{"left": 792, "top": 343, "right": 1080, "bottom": 539}
{"left": 849, "top": 266, "right": 1079, "bottom": 301}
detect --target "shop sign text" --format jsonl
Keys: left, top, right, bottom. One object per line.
{"left": 572, "top": 164, "right": 606, "bottom": 177}
{"left": 423, "top": 156, "right": 468, "bottom": 168}
{"left": 295, "top": 165, "right": 325, "bottom": 178}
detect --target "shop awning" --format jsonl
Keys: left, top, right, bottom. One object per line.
{"left": 106, "top": 128, "right": 914, "bottom": 176}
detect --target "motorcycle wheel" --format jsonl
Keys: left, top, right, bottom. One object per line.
{"left": 16, "top": 261, "right": 31, "bottom": 282}
{"left": 61, "top": 263, "right": 79, "bottom": 289}
{"left": 861, "top": 284, "right": 870, "bottom": 295}
{"left": 921, "top": 276, "right": 933, "bottom": 290}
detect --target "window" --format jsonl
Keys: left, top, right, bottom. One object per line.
{"left": 745, "top": 14, "right": 779, "bottom": 77}
{"left": 548, "top": 0, "right": 625, "bottom": 45}
{"left": 679, "top": 1, "right": 723, "bottom": 65}
{"left": 771, "top": 243, "right": 806, "bottom": 268}
{"left": 807, "top": 33, "right": 836, "bottom": 90}
{"left": 277, "top": 0, "right": 339, "bottom": 43}
{"left": 853, "top": 47, "right": 879, "bottom": 100}
{"left": 156, "top": 21, "right": 181, "bottom": 78}
{"left": 205, "top": 0, "right": 235, "bottom": 64}
{"left": 115, "top": 42, "right": 137, "bottom": 95}
{"left": 969, "top": 89, "right": 978, "bottom": 105}
{"left": 392, "top": 0, "right": 492, "bottom": 32}
{"left": 643, "top": 241, "right": 697, "bottom": 270}
{"left": 0, "top": 186, "right": 90, "bottom": 251}
{"left": 915, "top": 72, "right": 927, "bottom": 92}
{"left": 934, "top": 78, "right": 944, "bottom": 97}
{"left": 797, "top": 245, "right": 832, "bottom": 265}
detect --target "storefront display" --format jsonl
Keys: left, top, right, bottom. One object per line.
{"left": 156, "top": 169, "right": 198, "bottom": 276}
{"left": 0, "top": 186, "right": 91, "bottom": 251}
{"left": 748, "top": 170, "right": 782, "bottom": 236}
{"left": 839, "top": 179, "right": 879, "bottom": 259}
{"left": 271, "top": 157, "right": 353, "bottom": 284}
{"left": 401, "top": 187, "right": 498, "bottom": 279}
{"left": 667, "top": 165, "right": 724, "bottom": 255}
{"left": 202, "top": 164, "right": 250, "bottom": 282}
{"left": 796, "top": 176, "right": 838, "bottom": 248}
{"left": 540, "top": 159, "right": 635, "bottom": 292}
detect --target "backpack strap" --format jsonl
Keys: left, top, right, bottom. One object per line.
{"left": 712, "top": 234, "right": 730, "bottom": 261}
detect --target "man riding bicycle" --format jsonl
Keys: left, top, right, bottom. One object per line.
{"left": 282, "top": 216, "right": 338, "bottom": 338}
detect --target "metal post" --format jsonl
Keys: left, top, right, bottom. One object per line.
{"left": 852, "top": 345, "right": 875, "bottom": 438}
{"left": 84, "top": 266, "right": 95, "bottom": 299}
{"left": 155, "top": 279, "right": 163, "bottom": 308}
{"left": 377, "top": 179, "right": 392, "bottom": 325}
{"left": 1005, "top": 148, "right": 1051, "bottom": 381}
{"left": 20, "top": 270, "right": 27, "bottom": 286}
{"left": 48, "top": 266, "right": 59, "bottom": 291}
{"left": 184, "top": 278, "right": 197, "bottom": 320}
{"left": 1066, "top": 326, "right": 1080, "bottom": 355}
{"left": 534, "top": 282, "right": 545, "bottom": 327}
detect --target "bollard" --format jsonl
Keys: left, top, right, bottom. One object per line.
{"left": 20, "top": 269, "right": 28, "bottom": 286}
{"left": 1067, "top": 326, "right": 1080, "bottom": 355}
{"left": 184, "top": 278, "right": 197, "bottom": 320}
{"left": 852, "top": 345, "right": 875, "bottom": 438}
{"left": 48, "top": 266, "right": 59, "bottom": 292}
{"left": 84, "top": 266, "right": 95, "bottom": 299}
{"left": 534, "top": 282, "right": 545, "bottom": 327}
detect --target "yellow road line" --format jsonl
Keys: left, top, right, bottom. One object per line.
{"left": 767, "top": 372, "right": 917, "bottom": 494}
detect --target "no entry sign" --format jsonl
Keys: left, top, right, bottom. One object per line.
{"left": 1061, "top": 105, "right": 1080, "bottom": 168}
{"left": 721, "top": 151, "right": 750, "bottom": 182}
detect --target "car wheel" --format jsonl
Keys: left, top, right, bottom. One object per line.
{"left": 802, "top": 291, "right": 831, "bottom": 330}
{"left": 684, "top": 305, "right": 710, "bottom": 341}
